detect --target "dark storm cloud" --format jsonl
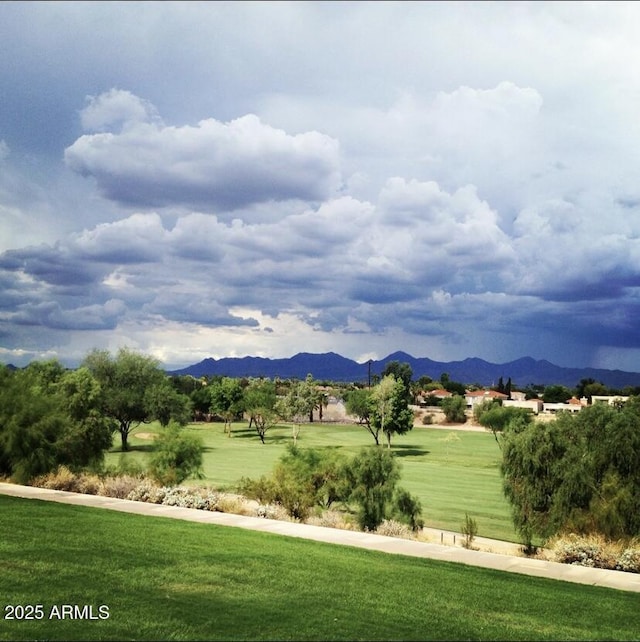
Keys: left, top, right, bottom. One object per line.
{"left": 4, "top": 2, "right": 640, "bottom": 369}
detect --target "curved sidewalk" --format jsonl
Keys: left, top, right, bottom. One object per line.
{"left": 2, "top": 482, "right": 639, "bottom": 594}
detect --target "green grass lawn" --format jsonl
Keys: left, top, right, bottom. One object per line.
{"left": 105, "top": 421, "right": 516, "bottom": 541}
{"left": 1, "top": 494, "right": 638, "bottom": 642}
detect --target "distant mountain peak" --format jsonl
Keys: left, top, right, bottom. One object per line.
{"left": 167, "top": 352, "right": 640, "bottom": 388}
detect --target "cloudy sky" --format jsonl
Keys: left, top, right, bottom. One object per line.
{"left": 2, "top": 1, "right": 640, "bottom": 371}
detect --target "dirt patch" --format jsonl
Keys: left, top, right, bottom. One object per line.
{"left": 134, "top": 432, "right": 157, "bottom": 440}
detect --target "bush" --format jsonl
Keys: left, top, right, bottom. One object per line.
{"left": 441, "top": 396, "right": 467, "bottom": 423}
{"left": 162, "top": 487, "right": 209, "bottom": 509}
{"left": 376, "top": 519, "right": 411, "bottom": 539}
{"left": 421, "top": 413, "right": 434, "bottom": 425}
{"left": 126, "top": 479, "right": 167, "bottom": 504}
{"left": 239, "top": 445, "right": 349, "bottom": 522}
{"left": 99, "top": 475, "right": 142, "bottom": 499}
{"left": 345, "top": 447, "right": 401, "bottom": 531}
{"left": 392, "top": 488, "right": 424, "bottom": 532}
{"left": 461, "top": 513, "right": 478, "bottom": 549}
{"left": 148, "top": 422, "right": 204, "bottom": 485}
{"left": 617, "top": 546, "right": 640, "bottom": 573}
{"left": 548, "top": 533, "right": 640, "bottom": 572}
{"left": 75, "top": 473, "right": 103, "bottom": 495}
{"left": 32, "top": 466, "right": 80, "bottom": 492}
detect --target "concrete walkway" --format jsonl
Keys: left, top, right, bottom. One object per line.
{"left": 2, "top": 482, "right": 639, "bottom": 594}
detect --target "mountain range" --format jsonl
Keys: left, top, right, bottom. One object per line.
{"left": 168, "top": 351, "right": 640, "bottom": 389}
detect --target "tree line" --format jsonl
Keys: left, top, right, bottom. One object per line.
{"left": 0, "top": 350, "right": 418, "bottom": 484}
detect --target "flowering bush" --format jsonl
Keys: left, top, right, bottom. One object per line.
{"left": 617, "top": 546, "right": 640, "bottom": 573}
{"left": 126, "top": 480, "right": 166, "bottom": 504}
{"left": 549, "top": 533, "right": 640, "bottom": 573}
{"left": 375, "top": 519, "right": 411, "bottom": 539}
{"left": 161, "top": 487, "right": 208, "bottom": 509}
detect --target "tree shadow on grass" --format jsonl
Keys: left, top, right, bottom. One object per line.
{"left": 230, "top": 428, "right": 293, "bottom": 445}
{"left": 113, "top": 443, "right": 156, "bottom": 454}
{"left": 391, "top": 444, "right": 430, "bottom": 458}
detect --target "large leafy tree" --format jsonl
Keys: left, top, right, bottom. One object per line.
{"left": 208, "top": 377, "right": 245, "bottom": 436}
{"left": 441, "top": 394, "right": 467, "bottom": 423}
{"left": 0, "top": 363, "right": 113, "bottom": 483}
{"left": 381, "top": 361, "right": 413, "bottom": 402}
{"left": 501, "top": 400, "right": 640, "bottom": 548}
{"left": 83, "top": 348, "right": 166, "bottom": 451}
{"left": 345, "top": 387, "right": 378, "bottom": 444}
{"left": 276, "top": 375, "right": 318, "bottom": 444}
{"left": 144, "top": 379, "right": 192, "bottom": 427}
{"left": 243, "top": 378, "right": 277, "bottom": 444}
{"left": 542, "top": 384, "right": 572, "bottom": 403}
{"left": 477, "top": 404, "right": 532, "bottom": 448}
{"left": 370, "top": 375, "right": 414, "bottom": 449}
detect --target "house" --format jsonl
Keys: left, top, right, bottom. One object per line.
{"left": 503, "top": 398, "right": 543, "bottom": 414}
{"left": 542, "top": 397, "right": 586, "bottom": 413}
{"left": 464, "top": 389, "right": 508, "bottom": 409}
{"left": 591, "top": 395, "right": 629, "bottom": 406}
{"left": 417, "top": 388, "right": 451, "bottom": 406}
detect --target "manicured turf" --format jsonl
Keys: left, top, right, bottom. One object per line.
{"left": 105, "top": 421, "right": 517, "bottom": 541}
{"left": 1, "top": 495, "right": 638, "bottom": 641}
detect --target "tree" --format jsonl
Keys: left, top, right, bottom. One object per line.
{"left": 542, "top": 384, "right": 572, "bottom": 404}
{"left": 477, "top": 404, "right": 532, "bottom": 448}
{"left": 83, "top": 348, "right": 166, "bottom": 451}
{"left": 343, "top": 447, "right": 401, "bottom": 531}
{"left": 244, "top": 378, "right": 278, "bottom": 444}
{"left": 54, "top": 367, "right": 116, "bottom": 467}
{"left": 301, "top": 374, "right": 323, "bottom": 422}
{"left": 392, "top": 488, "right": 424, "bottom": 532}
{"left": 0, "top": 363, "right": 113, "bottom": 483}
{"left": 441, "top": 395, "right": 467, "bottom": 423}
{"left": 345, "top": 387, "right": 378, "bottom": 444}
{"left": 208, "top": 377, "right": 244, "bottom": 436}
{"left": 381, "top": 361, "right": 413, "bottom": 402}
{"left": 239, "top": 445, "right": 348, "bottom": 520}
{"left": 190, "top": 384, "right": 212, "bottom": 420}
{"left": 144, "top": 379, "right": 192, "bottom": 427}
{"left": 575, "top": 378, "right": 609, "bottom": 403}
{"left": 370, "top": 375, "right": 413, "bottom": 448}
{"left": 276, "top": 376, "right": 317, "bottom": 444}
{"left": 148, "top": 422, "right": 204, "bottom": 485}
{"left": 500, "top": 400, "right": 640, "bottom": 548}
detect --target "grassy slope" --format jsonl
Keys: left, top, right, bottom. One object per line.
{"left": 105, "top": 421, "right": 516, "bottom": 541}
{"left": 1, "top": 495, "right": 638, "bottom": 642}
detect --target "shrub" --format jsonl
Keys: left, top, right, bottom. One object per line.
{"left": 161, "top": 487, "right": 208, "bottom": 509}
{"left": 255, "top": 503, "right": 290, "bottom": 521}
{"left": 75, "top": 473, "right": 103, "bottom": 495}
{"left": 617, "top": 545, "right": 640, "bottom": 573}
{"left": 126, "top": 479, "right": 167, "bottom": 504}
{"left": 239, "top": 445, "right": 349, "bottom": 522}
{"left": 461, "top": 513, "right": 478, "bottom": 549}
{"left": 99, "top": 475, "right": 141, "bottom": 499}
{"left": 392, "top": 488, "right": 424, "bottom": 532}
{"left": 421, "top": 413, "right": 434, "bottom": 425}
{"left": 214, "top": 493, "right": 254, "bottom": 516}
{"left": 550, "top": 534, "right": 620, "bottom": 570}
{"left": 307, "top": 510, "right": 352, "bottom": 530}
{"left": 441, "top": 396, "right": 467, "bottom": 423}
{"left": 376, "top": 519, "right": 411, "bottom": 539}
{"left": 32, "top": 466, "right": 79, "bottom": 492}
{"left": 148, "top": 422, "right": 204, "bottom": 485}
{"left": 345, "top": 447, "right": 401, "bottom": 531}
